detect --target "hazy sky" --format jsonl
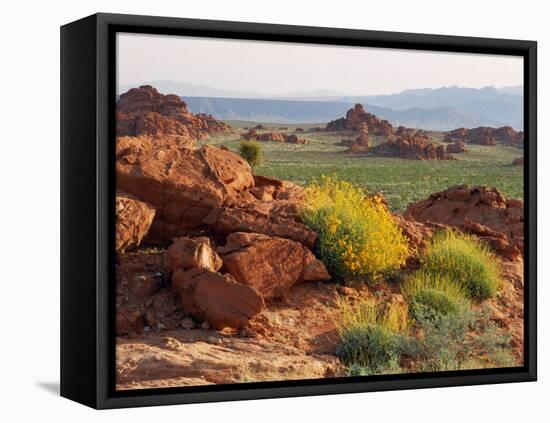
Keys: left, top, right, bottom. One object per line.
{"left": 117, "top": 32, "right": 523, "bottom": 96}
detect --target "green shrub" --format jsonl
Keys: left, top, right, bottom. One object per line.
{"left": 402, "top": 270, "right": 469, "bottom": 320}
{"left": 400, "top": 306, "right": 516, "bottom": 372}
{"left": 335, "top": 299, "right": 406, "bottom": 374}
{"left": 301, "top": 176, "right": 409, "bottom": 281}
{"left": 420, "top": 231, "right": 501, "bottom": 301}
{"left": 238, "top": 140, "right": 263, "bottom": 167}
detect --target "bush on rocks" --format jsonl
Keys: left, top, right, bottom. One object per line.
{"left": 420, "top": 231, "right": 501, "bottom": 301}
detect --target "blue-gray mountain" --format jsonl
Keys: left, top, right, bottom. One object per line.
{"left": 118, "top": 82, "right": 523, "bottom": 130}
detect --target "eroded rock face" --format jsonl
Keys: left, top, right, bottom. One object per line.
{"left": 117, "top": 85, "right": 229, "bottom": 141}
{"left": 405, "top": 185, "right": 524, "bottom": 260}
{"left": 164, "top": 237, "right": 222, "bottom": 273}
{"left": 444, "top": 126, "right": 524, "bottom": 146}
{"left": 172, "top": 268, "right": 264, "bottom": 329}
{"left": 370, "top": 135, "right": 454, "bottom": 160}
{"left": 115, "top": 191, "right": 156, "bottom": 253}
{"left": 116, "top": 138, "right": 255, "bottom": 244}
{"left": 216, "top": 232, "right": 330, "bottom": 299}
{"left": 326, "top": 104, "right": 393, "bottom": 136}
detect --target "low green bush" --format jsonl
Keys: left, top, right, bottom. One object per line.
{"left": 420, "top": 231, "right": 501, "bottom": 301}
{"left": 402, "top": 270, "right": 469, "bottom": 320}
{"left": 238, "top": 140, "right": 263, "bottom": 167}
{"left": 335, "top": 299, "right": 406, "bottom": 374}
{"left": 400, "top": 306, "right": 516, "bottom": 372}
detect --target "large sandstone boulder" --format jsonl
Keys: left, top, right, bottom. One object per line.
{"left": 164, "top": 237, "right": 222, "bottom": 273}
{"left": 116, "top": 138, "right": 255, "bottom": 244}
{"left": 217, "top": 232, "right": 329, "bottom": 299}
{"left": 115, "top": 191, "right": 156, "bottom": 253}
{"left": 172, "top": 268, "right": 265, "bottom": 329}
{"left": 405, "top": 185, "right": 524, "bottom": 260}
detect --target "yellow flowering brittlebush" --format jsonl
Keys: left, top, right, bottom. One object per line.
{"left": 302, "top": 176, "right": 409, "bottom": 281}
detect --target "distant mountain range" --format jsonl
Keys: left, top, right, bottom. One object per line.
{"left": 118, "top": 81, "right": 523, "bottom": 130}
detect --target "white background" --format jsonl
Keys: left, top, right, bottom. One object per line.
{"left": 1, "top": 0, "right": 546, "bottom": 421}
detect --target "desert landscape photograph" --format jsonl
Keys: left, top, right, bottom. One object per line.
{"left": 114, "top": 33, "right": 525, "bottom": 390}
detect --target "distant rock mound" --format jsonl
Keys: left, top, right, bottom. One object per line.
{"left": 446, "top": 140, "right": 468, "bottom": 154}
{"left": 405, "top": 185, "right": 524, "bottom": 261}
{"left": 369, "top": 134, "right": 454, "bottom": 160}
{"left": 326, "top": 103, "right": 393, "bottom": 136}
{"left": 242, "top": 129, "right": 309, "bottom": 144}
{"left": 116, "top": 85, "right": 229, "bottom": 143}
{"left": 444, "top": 126, "right": 524, "bottom": 146}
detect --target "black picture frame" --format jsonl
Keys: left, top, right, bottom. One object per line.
{"left": 60, "top": 12, "right": 537, "bottom": 409}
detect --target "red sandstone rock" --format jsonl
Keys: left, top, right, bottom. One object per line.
{"left": 172, "top": 268, "right": 264, "bottom": 329}
{"left": 116, "top": 138, "right": 255, "bottom": 244}
{"left": 164, "top": 237, "right": 222, "bottom": 273}
{"left": 405, "top": 185, "right": 524, "bottom": 260}
{"left": 370, "top": 135, "right": 454, "bottom": 160}
{"left": 117, "top": 85, "right": 229, "bottom": 141}
{"left": 203, "top": 206, "right": 316, "bottom": 248}
{"left": 446, "top": 140, "right": 468, "bottom": 154}
{"left": 444, "top": 126, "right": 523, "bottom": 146}
{"left": 243, "top": 130, "right": 309, "bottom": 144}
{"left": 326, "top": 104, "right": 393, "bottom": 136}
{"left": 301, "top": 247, "right": 332, "bottom": 282}
{"left": 115, "top": 191, "right": 156, "bottom": 253}
{"left": 217, "top": 233, "right": 330, "bottom": 299}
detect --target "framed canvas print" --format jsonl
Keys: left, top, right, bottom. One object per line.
{"left": 60, "top": 13, "right": 537, "bottom": 409}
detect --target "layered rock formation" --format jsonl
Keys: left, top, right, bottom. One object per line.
{"left": 444, "top": 126, "right": 524, "bottom": 146}
{"left": 326, "top": 104, "right": 393, "bottom": 136}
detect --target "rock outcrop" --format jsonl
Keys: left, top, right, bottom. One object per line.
{"left": 326, "top": 104, "right": 393, "bottom": 136}
{"left": 405, "top": 185, "right": 524, "bottom": 260}
{"left": 242, "top": 129, "right": 309, "bottom": 144}
{"left": 172, "top": 268, "right": 265, "bottom": 330}
{"left": 116, "top": 85, "right": 229, "bottom": 143}
{"left": 446, "top": 140, "right": 468, "bottom": 154}
{"left": 444, "top": 126, "right": 524, "bottom": 146}
{"left": 116, "top": 137, "right": 255, "bottom": 244}
{"left": 115, "top": 192, "right": 156, "bottom": 253}
{"left": 217, "top": 232, "right": 330, "bottom": 299}
{"left": 370, "top": 134, "right": 454, "bottom": 160}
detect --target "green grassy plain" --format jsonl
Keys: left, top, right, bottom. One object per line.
{"left": 203, "top": 121, "right": 524, "bottom": 212}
